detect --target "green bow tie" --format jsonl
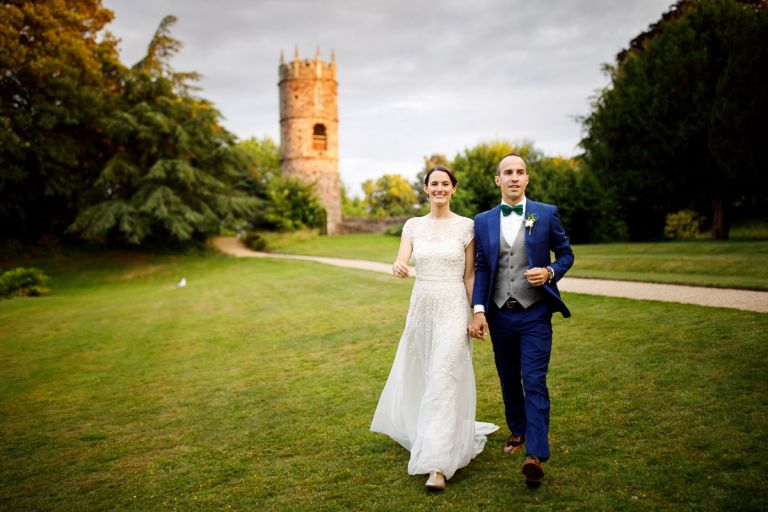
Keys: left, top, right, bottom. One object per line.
{"left": 501, "top": 203, "right": 523, "bottom": 216}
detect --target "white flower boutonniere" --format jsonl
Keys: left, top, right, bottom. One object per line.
{"left": 525, "top": 213, "right": 537, "bottom": 235}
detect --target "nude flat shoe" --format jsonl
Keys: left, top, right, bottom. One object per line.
{"left": 426, "top": 471, "right": 446, "bottom": 491}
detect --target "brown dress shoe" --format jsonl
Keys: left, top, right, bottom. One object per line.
{"left": 522, "top": 455, "right": 544, "bottom": 487}
{"left": 504, "top": 433, "right": 525, "bottom": 454}
{"left": 426, "top": 471, "right": 446, "bottom": 491}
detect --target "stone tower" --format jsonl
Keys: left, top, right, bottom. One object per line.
{"left": 278, "top": 47, "right": 340, "bottom": 234}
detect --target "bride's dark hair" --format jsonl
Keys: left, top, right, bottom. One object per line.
{"left": 423, "top": 165, "right": 458, "bottom": 187}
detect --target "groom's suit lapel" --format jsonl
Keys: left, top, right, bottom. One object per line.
{"left": 487, "top": 205, "right": 502, "bottom": 275}
{"left": 524, "top": 200, "right": 539, "bottom": 268}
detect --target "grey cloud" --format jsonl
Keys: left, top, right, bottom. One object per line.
{"left": 103, "top": 0, "right": 673, "bottom": 193}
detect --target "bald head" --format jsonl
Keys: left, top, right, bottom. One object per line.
{"left": 497, "top": 153, "right": 527, "bottom": 176}
{"left": 495, "top": 153, "right": 529, "bottom": 205}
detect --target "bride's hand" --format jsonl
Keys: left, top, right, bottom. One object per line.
{"left": 392, "top": 261, "right": 410, "bottom": 278}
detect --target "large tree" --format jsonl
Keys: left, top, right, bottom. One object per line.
{"left": 449, "top": 140, "right": 625, "bottom": 243}
{"left": 70, "top": 16, "right": 256, "bottom": 245}
{"left": 581, "top": 0, "right": 768, "bottom": 239}
{"left": 0, "top": 0, "right": 123, "bottom": 241}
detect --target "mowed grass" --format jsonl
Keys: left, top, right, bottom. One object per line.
{"left": 275, "top": 233, "right": 768, "bottom": 290}
{"left": 0, "top": 253, "right": 767, "bottom": 510}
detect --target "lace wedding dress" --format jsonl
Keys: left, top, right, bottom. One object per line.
{"left": 371, "top": 215, "right": 498, "bottom": 479}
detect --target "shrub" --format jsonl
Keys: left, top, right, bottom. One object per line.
{"left": 0, "top": 267, "right": 50, "bottom": 298}
{"left": 263, "top": 177, "right": 326, "bottom": 231}
{"left": 241, "top": 231, "right": 267, "bottom": 251}
{"left": 385, "top": 223, "right": 404, "bottom": 237}
{"left": 729, "top": 219, "right": 768, "bottom": 240}
{"left": 664, "top": 210, "right": 703, "bottom": 239}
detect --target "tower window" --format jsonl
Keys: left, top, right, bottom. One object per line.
{"left": 313, "top": 124, "right": 327, "bottom": 151}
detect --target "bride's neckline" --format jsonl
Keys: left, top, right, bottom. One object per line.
{"left": 424, "top": 214, "right": 461, "bottom": 221}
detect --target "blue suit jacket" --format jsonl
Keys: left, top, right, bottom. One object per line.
{"left": 472, "top": 200, "right": 575, "bottom": 318}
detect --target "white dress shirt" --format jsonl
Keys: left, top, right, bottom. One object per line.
{"left": 501, "top": 197, "right": 527, "bottom": 247}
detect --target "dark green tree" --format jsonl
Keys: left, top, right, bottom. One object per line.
{"left": 0, "top": 0, "right": 123, "bottom": 241}
{"left": 581, "top": 0, "right": 768, "bottom": 239}
{"left": 69, "top": 16, "right": 256, "bottom": 245}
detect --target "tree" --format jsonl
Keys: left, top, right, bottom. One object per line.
{"left": 233, "top": 136, "right": 279, "bottom": 200}
{"left": 362, "top": 174, "right": 418, "bottom": 217}
{"left": 530, "top": 156, "right": 627, "bottom": 243}
{"left": 260, "top": 177, "right": 326, "bottom": 231}
{"left": 449, "top": 140, "right": 626, "bottom": 243}
{"left": 581, "top": 0, "right": 768, "bottom": 239}
{"left": 340, "top": 183, "right": 367, "bottom": 217}
{"left": 0, "top": 0, "right": 124, "bottom": 241}
{"left": 69, "top": 16, "right": 256, "bottom": 245}
{"left": 450, "top": 140, "right": 542, "bottom": 218}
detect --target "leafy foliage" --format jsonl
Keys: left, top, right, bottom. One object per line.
{"left": 362, "top": 174, "right": 418, "bottom": 217}
{"left": 69, "top": 16, "right": 257, "bottom": 245}
{"left": 260, "top": 177, "right": 326, "bottom": 231}
{"left": 0, "top": 0, "right": 124, "bottom": 240}
{"left": 233, "top": 137, "right": 326, "bottom": 232}
{"left": 449, "top": 140, "right": 626, "bottom": 243}
{"left": 233, "top": 136, "right": 280, "bottom": 200}
{"left": 0, "top": 267, "right": 50, "bottom": 298}
{"left": 581, "top": 0, "right": 768, "bottom": 240}
{"left": 664, "top": 209, "right": 703, "bottom": 239}
{"left": 340, "top": 183, "right": 368, "bottom": 217}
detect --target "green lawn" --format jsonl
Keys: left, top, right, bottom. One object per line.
{"left": 275, "top": 234, "right": 768, "bottom": 290}
{"left": 1, "top": 253, "right": 766, "bottom": 510}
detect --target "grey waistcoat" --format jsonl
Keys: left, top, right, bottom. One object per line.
{"left": 493, "top": 221, "right": 547, "bottom": 308}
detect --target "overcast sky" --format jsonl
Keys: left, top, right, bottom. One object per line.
{"left": 102, "top": 0, "right": 672, "bottom": 194}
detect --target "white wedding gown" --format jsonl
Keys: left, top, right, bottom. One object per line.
{"left": 371, "top": 215, "right": 498, "bottom": 480}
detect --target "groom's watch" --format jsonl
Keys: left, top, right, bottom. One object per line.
{"left": 546, "top": 266, "right": 554, "bottom": 283}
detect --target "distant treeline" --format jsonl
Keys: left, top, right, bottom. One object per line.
{"left": 1, "top": 0, "right": 765, "bottom": 251}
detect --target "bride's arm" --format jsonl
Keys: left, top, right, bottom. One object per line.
{"left": 391, "top": 229, "right": 413, "bottom": 278}
{"left": 463, "top": 239, "right": 476, "bottom": 302}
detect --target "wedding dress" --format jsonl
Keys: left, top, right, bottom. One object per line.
{"left": 371, "top": 215, "right": 498, "bottom": 480}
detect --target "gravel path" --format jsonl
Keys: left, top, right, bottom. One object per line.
{"left": 212, "top": 237, "right": 768, "bottom": 314}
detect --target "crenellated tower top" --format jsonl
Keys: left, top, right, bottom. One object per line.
{"left": 279, "top": 46, "right": 337, "bottom": 82}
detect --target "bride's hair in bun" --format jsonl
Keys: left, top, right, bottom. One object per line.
{"left": 423, "top": 165, "right": 458, "bottom": 187}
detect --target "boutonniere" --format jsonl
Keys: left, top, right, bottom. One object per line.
{"left": 525, "top": 213, "right": 537, "bottom": 235}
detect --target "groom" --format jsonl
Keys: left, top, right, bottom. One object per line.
{"left": 469, "top": 153, "right": 574, "bottom": 487}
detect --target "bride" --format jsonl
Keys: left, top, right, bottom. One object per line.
{"left": 371, "top": 165, "right": 498, "bottom": 491}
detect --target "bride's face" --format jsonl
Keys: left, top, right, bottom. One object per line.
{"left": 423, "top": 170, "right": 456, "bottom": 207}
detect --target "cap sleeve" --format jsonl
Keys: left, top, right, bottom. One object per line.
{"left": 462, "top": 218, "right": 474, "bottom": 247}
{"left": 402, "top": 218, "right": 416, "bottom": 242}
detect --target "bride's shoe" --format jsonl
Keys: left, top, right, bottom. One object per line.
{"left": 426, "top": 471, "right": 446, "bottom": 491}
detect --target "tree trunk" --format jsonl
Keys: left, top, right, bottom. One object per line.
{"left": 711, "top": 195, "right": 731, "bottom": 240}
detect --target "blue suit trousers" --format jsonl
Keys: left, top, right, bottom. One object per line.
{"left": 487, "top": 300, "right": 553, "bottom": 462}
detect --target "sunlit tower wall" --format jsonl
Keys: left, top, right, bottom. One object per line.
{"left": 278, "top": 47, "right": 340, "bottom": 234}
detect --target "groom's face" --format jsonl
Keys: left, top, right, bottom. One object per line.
{"left": 495, "top": 155, "right": 528, "bottom": 205}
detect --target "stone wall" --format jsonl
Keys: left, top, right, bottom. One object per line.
{"left": 338, "top": 216, "right": 408, "bottom": 234}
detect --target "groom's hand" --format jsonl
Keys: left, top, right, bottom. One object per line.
{"left": 524, "top": 267, "right": 550, "bottom": 287}
{"left": 468, "top": 312, "right": 487, "bottom": 340}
